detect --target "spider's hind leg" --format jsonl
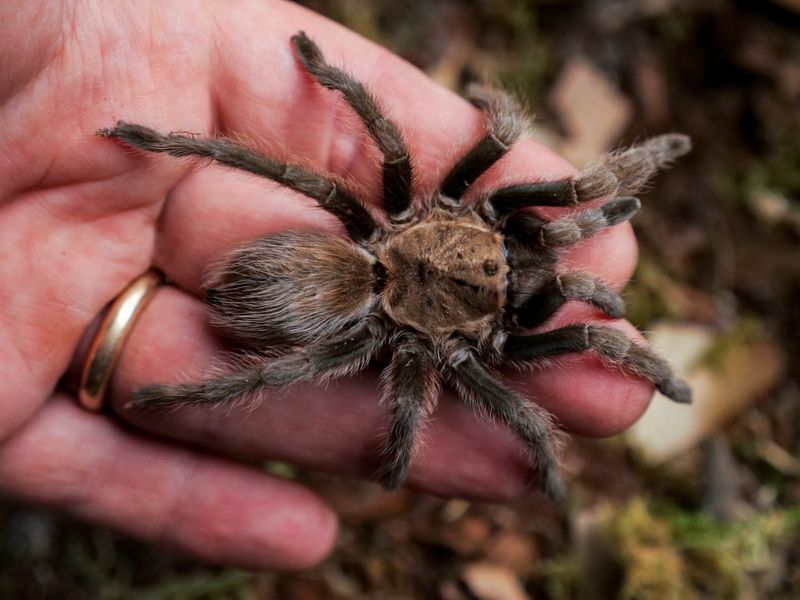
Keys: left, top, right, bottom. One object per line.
{"left": 447, "top": 341, "right": 565, "bottom": 500}
{"left": 292, "top": 31, "right": 414, "bottom": 221}
{"left": 99, "top": 122, "right": 379, "bottom": 243}
{"left": 376, "top": 333, "right": 439, "bottom": 490}
{"left": 129, "top": 319, "right": 386, "bottom": 410}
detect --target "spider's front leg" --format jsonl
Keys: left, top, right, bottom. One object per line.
{"left": 292, "top": 31, "right": 414, "bottom": 221}
{"left": 97, "top": 123, "right": 379, "bottom": 243}
{"left": 479, "top": 134, "right": 691, "bottom": 223}
{"left": 375, "top": 332, "right": 440, "bottom": 489}
{"left": 447, "top": 339, "right": 565, "bottom": 500}
{"left": 130, "top": 318, "right": 386, "bottom": 409}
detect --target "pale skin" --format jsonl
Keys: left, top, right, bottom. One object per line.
{"left": 0, "top": 0, "right": 655, "bottom": 570}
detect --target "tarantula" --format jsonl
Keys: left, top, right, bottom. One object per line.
{"left": 99, "top": 31, "right": 691, "bottom": 499}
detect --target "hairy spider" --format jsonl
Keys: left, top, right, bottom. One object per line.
{"left": 99, "top": 31, "right": 691, "bottom": 499}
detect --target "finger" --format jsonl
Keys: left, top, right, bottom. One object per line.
{"left": 560, "top": 220, "right": 638, "bottom": 291}
{"left": 0, "top": 192, "right": 157, "bottom": 442}
{"left": 0, "top": 395, "right": 337, "bottom": 570}
{"left": 153, "top": 148, "right": 637, "bottom": 295}
{"left": 207, "top": 1, "right": 486, "bottom": 201}
{"left": 153, "top": 166, "right": 345, "bottom": 294}
{"left": 109, "top": 286, "right": 654, "bottom": 500}
{"left": 150, "top": 4, "right": 637, "bottom": 294}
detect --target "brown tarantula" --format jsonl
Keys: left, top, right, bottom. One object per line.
{"left": 100, "top": 32, "right": 691, "bottom": 499}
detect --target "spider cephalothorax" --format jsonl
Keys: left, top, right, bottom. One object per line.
{"left": 99, "top": 31, "right": 691, "bottom": 499}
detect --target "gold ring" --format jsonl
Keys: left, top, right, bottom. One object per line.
{"left": 78, "top": 270, "right": 163, "bottom": 410}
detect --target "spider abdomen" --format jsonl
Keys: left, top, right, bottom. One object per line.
{"left": 379, "top": 216, "right": 508, "bottom": 334}
{"left": 205, "top": 230, "right": 378, "bottom": 346}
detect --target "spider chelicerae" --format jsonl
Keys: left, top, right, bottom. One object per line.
{"left": 99, "top": 31, "right": 691, "bottom": 499}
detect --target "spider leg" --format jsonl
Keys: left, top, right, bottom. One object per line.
{"left": 480, "top": 171, "right": 617, "bottom": 222}
{"left": 129, "top": 318, "right": 386, "bottom": 409}
{"left": 503, "top": 325, "right": 692, "bottom": 404}
{"left": 440, "top": 85, "right": 528, "bottom": 202}
{"left": 480, "top": 179, "right": 579, "bottom": 221}
{"left": 504, "top": 196, "right": 641, "bottom": 250}
{"left": 376, "top": 333, "right": 439, "bottom": 490}
{"left": 480, "top": 133, "right": 691, "bottom": 222}
{"left": 98, "top": 122, "right": 379, "bottom": 243}
{"left": 448, "top": 343, "right": 565, "bottom": 500}
{"left": 292, "top": 32, "right": 414, "bottom": 221}
{"left": 507, "top": 272, "right": 625, "bottom": 330}
{"left": 590, "top": 133, "right": 692, "bottom": 196}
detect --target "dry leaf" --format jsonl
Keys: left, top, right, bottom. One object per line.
{"left": 440, "top": 516, "right": 492, "bottom": 555}
{"left": 484, "top": 531, "right": 538, "bottom": 573}
{"left": 550, "top": 56, "right": 632, "bottom": 164}
{"left": 461, "top": 563, "right": 530, "bottom": 600}
{"left": 627, "top": 323, "right": 783, "bottom": 463}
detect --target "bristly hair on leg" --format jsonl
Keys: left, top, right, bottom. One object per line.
{"left": 439, "top": 85, "right": 529, "bottom": 201}
{"left": 376, "top": 333, "right": 440, "bottom": 489}
{"left": 578, "top": 133, "right": 692, "bottom": 197}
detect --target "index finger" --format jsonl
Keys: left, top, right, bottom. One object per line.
{"left": 150, "top": 1, "right": 636, "bottom": 294}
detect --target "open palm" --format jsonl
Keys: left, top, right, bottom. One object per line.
{"left": 0, "top": 0, "right": 655, "bottom": 569}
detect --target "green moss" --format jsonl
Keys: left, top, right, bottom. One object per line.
{"left": 264, "top": 461, "right": 299, "bottom": 479}
{"left": 652, "top": 13, "right": 694, "bottom": 46}
{"left": 135, "top": 571, "right": 253, "bottom": 600}
{"left": 472, "top": 0, "right": 538, "bottom": 35}
{"left": 498, "top": 49, "right": 551, "bottom": 105}
{"left": 320, "top": 0, "right": 381, "bottom": 43}
{"left": 573, "top": 500, "right": 800, "bottom": 599}
{"left": 667, "top": 504, "right": 800, "bottom": 599}
{"left": 62, "top": 529, "right": 134, "bottom": 599}
{"left": 605, "top": 500, "right": 691, "bottom": 600}
{"left": 713, "top": 127, "right": 800, "bottom": 208}
{"left": 746, "top": 138, "right": 800, "bottom": 198}
{"left": 539, "top": 555, "right": 580, "bottom": 600}
{"left": 626, "top": 255, "right": 687, "bottom": 327}
{"left": 694, "top": 317, "right": 763, "bottom": 371}
{"left": 468, "top": 0, "right": 551, "bottom": 100}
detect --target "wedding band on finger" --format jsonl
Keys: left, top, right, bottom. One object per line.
{"left": 78, "top": 270, "right": 163, "bottom": 411}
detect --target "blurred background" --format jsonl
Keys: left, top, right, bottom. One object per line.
{"left": 2, "top": 0, "right": 799, "bottom": 598}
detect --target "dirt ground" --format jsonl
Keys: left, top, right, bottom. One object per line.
{"left": 2, "top": 1, "right": 799, "bottom": 598}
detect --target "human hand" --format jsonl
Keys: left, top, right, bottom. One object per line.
{"left": 0, "top": 0, "right": 654, "bottom": 569}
